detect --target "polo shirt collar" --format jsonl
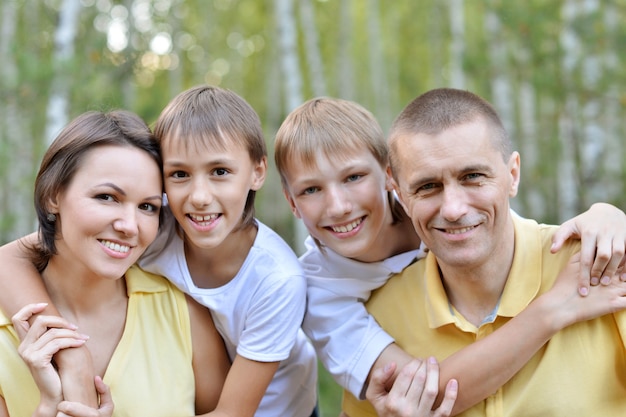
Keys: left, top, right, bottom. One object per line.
{"left": 424, "top": 216, "right": 542, "bottom": 329}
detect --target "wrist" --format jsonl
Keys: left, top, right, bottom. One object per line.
{"left": 33, "top": 400, "right": 58, "bottom": 417}
{"left": 527, "top": 293, "right": 569, "bottom": 335}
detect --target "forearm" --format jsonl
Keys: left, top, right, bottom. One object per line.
{"left": 439, "top": 295, "right": 559, "bottom": 414}
{"left": 57, "top": 349, "right": 98, "bottom": 407}
{"left": 0, "top": 238, "right": 98, "bottom": 405}
{"left": 0, "top": 235, "right": 52, "bottom": 316}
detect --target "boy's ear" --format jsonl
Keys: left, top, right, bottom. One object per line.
{"left": 250, "top": 156, "right": 268, "bottom": 191}
{"left": 282, "top": 187, "right": 301, "bottom": 219}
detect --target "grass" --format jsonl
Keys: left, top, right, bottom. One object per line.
{"left": 317, "top": 361, "right": 343, "bottom": 417}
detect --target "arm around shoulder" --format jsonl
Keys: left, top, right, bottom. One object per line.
{"left": 187, "top": 294, "right": 230, "bottom": 414}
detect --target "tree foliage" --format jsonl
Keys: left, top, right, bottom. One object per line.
{"left": 1, "top": 0, "right": 625, "bottom": 248}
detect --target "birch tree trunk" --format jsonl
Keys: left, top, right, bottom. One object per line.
{"left": 337, "top": 0, "right": 354, "bottom": 99}
{"left": 45, "top": 0, "right": 82, "bottom": 144}
{"left": 299, "top": 0, "right": 327, "bottom": 96}
{"left": 557, "top": 0, "right": 582, "bottom": 220}
{"left": 366, "top": 0, "right": 391, "bottom": 128}
{"left": 274, "top": 0, "right": 307, "bottom": 253}
{"left": 0, "top": 0, "right": 33, "bottom": 241}
{"left": 448, "top": 0, "right": 465, "bottom": 88}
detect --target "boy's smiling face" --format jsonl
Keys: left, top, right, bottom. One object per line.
{"left": 161, "top": 136, "right": 266, "bottom": 250}
{"left": 283, "top": 147, "right": 395, "bottom": 262}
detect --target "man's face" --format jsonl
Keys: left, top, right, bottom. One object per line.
{"left": 393, "top": 118, "right": 520, "bottom": 271}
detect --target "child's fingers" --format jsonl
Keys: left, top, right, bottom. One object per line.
{"left": 95, "top": 376, "right": 115, "bottom": 416}
{"left": 366, "top": 361, "right": 397, "bottom": 401}
{"left": 433, "top": 379, "right": 458, "bottom": 417}
{"left": 57, "top": 376, "right": 114, "bottom": 417}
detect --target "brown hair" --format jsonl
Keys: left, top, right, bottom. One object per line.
{"left": 389, "top": 88, "right": 512, "bottom": 178}
{"left": 30, "top": 110, "right": 161, "bottom": 271}
{"left": 153, "top": 85, "right": 266, "bottom": 229}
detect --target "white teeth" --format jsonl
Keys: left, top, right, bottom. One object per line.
{"left": 446, "top": 226, "right": 474, "bottom": 234}
{"left": 101, "top": 240, "right": 130, "bottom": 253}
{"left": 189, "top": 213, "right": 218, "bottom": 223}
{"left": 331, "top": 218, "right": 362, "bottom": 233}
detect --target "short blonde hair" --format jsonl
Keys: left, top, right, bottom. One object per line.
{"left": 275, "top": 97, "right": 404, "bottom": 227}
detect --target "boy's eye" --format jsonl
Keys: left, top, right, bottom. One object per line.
{"left": 170, "top": 171, "right": 188, "bottom": 179}
{"left": 213, "top": 168, "right": 229, "bottom": 176}
{"left": 346, "top": 174, "right": 362, "bottom": 182}
{"left": 302, "top": 186, "right": 319, "bottom": 195}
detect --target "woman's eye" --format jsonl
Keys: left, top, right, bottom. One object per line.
{"left": 96, "top": 194, "right": 115, "bottom": 202}
{"left": 139, "top": 203, "right": 160, "bottom": 213}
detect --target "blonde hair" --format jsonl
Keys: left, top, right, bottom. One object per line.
{"left": 275, "top": 97, "right": 405, "bottom": 233}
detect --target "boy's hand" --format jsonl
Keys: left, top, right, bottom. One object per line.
{"left": 551, "top": 203, "right": 626, "bottom": 296}
{"left": 367, "top": 358, "right": 457, "bottom": 417}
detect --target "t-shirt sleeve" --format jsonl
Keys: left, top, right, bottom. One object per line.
{"left": 236, "top": 270, "right": 307, "bottom": 362}
{"left": 303, "top": 279, "right": 393, "bottom": 399}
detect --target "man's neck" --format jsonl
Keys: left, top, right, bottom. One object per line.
{"left": 438, "top": 227, "right": 516, "bottom": 327}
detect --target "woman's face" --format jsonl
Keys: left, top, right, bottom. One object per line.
{"left": 49, "top": 144, "right": 162, "bottom": 280}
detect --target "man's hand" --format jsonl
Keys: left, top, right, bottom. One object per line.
{"left": 367, "top": 358, "right": 457, "bottom": 417}
{"left": 551, "top": 203, "right": 626, "bottom": 296}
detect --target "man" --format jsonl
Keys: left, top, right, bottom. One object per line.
{"left": 343, "top": 88, "right": 626, "bottom": 416}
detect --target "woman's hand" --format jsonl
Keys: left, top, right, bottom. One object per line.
{"left": 12, "top": 303, "right": 89, "bottom": 413}
{"left": 367, "top": 358, "right": 457, "bottom": 417}
{"left": 56, "top": 376, "right": 114, "bottom": 417}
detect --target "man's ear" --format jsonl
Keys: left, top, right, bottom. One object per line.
{"left": 387, "top": 165, "right": 409, "bottom": 213}
{"left": 384, "top": 164, "right": 395, "bottom": 191}
{"left": 508, "top": 151, "right": 521, "bottom": 198}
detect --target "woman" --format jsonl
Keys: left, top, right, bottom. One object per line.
{"left": 0, "top": 110, "right": 229, "bottom": 416}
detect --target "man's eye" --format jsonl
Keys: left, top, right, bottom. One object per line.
{"left": 464, "top": 173, "right": 483, "bottom": 181}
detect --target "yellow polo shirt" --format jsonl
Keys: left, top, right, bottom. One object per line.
{"left": 343, "top": 216, "right": 626, "bottom": 417}
{"left": 0, "top": 265, "right": 196, "bottom": 417}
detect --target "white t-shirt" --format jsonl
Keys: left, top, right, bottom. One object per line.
{"left": 139, "top": 211, "right": 317, "bottom": 417}
{"left": 300, "top": 236, "right": 426, "bottom": 398}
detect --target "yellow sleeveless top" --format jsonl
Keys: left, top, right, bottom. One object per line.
{"left": 0, "top": 265, "right": 195, "bottom": 417}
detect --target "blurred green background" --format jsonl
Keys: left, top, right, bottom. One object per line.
{"left": 1, "top": 1, "right": 625, "bottom": 415}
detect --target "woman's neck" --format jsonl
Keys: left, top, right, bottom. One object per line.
{"left": 42, "top": 255, "right": 127, "bottom": 319}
